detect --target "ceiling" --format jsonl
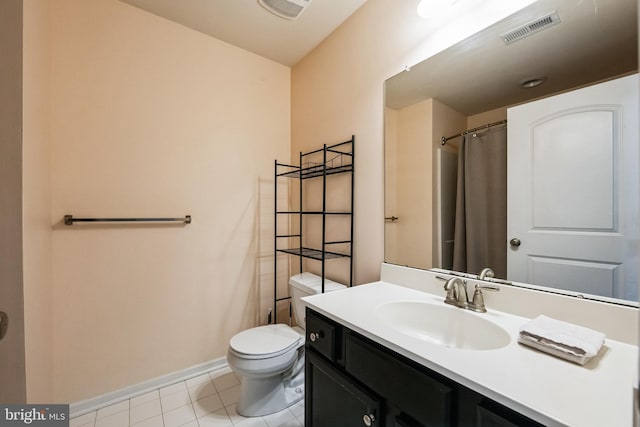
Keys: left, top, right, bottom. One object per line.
{"left": 385, "top": 0, "right": 638, "bottom": 115}
{"left": 119, "top": 0, "right": 369, "bottom": 66}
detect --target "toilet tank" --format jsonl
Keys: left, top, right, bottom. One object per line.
{"left": 289, "top": 272, "right": 346, "bottom": 328}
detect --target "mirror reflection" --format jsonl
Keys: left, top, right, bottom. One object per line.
{"left": 384, "top": 0, "right": 638, "bottom": 303}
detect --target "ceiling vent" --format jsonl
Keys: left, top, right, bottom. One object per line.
{"left": 258, "top": 0, "right": 311, "bottom": 20}
{"left": 501, "top": 11, "right": 561, "bottom": 45}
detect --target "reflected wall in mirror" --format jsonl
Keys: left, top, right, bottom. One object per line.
{"left": 384, "top": 0, "right": 638, "bottom": 304}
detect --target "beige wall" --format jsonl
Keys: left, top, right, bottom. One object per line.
{"left": 49, "top": 0, "right": 290, "bottom": 402}
{"left": 23, "top": 0, "right": 54, "bottom": 402}
{"left": 385, "top": 98, "right": 466, "bottom": 270}
{"left": 13, "top": 0, "right": 538, "bottom": 402}
{"left": 431, "top": 99, "right": 467, "bottom": 154}
{"left": 384, "top": 107, "right": 398, "bottom": 263}
{"left": 467, "top": 106, "right": 508, "bottom": 129}
{"left": 393, "top": 99, "right": 433, "bottom": 269}
{"left": 291, "top": 0, "right": 537, "bottom": 284}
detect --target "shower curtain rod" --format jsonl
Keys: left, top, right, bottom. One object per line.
{"left": 441, "top": 119, "right": 507, "bottom": 145}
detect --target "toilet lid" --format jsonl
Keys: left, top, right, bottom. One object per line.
{"left": 230, "top": 324, "right": 301, "bottom": 357}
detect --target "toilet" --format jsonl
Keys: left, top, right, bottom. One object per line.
{"left": 227, "top": 272, "right": 346, "bottom": 417}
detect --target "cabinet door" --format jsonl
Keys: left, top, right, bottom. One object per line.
{"left": 394, "top": 413, "right": 425, "bottom": 427}
{"left": 345, "top": 332, "right": 453, "bottom": 426}
{"left": 476, "top": 403, "right": 544, "bottom": 427}
{"left": 306, "top": 349, "right": 382, "bottom": 427}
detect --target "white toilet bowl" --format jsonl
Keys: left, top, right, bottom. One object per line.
{"left": 227, "top": 272, "right": 346, "bottom": 417}
{"left": 227, "top": 324, "right": 304, "bottom": 416}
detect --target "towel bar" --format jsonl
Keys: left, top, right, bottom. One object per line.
{"left": 63, "top": 215, "right": 191, "bottom": 225}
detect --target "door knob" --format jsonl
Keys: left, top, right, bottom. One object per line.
{"left": 509, "top": 238, "right": 521, "bottom": 247}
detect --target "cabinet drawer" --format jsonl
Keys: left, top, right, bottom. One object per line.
{"left": 305, "top": 308, "right": 340, "bottom": 362}
{"left": 345, "top": 331, "right": 453, "bottom": 426}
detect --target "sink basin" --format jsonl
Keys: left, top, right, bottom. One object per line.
{"left": 375, "top": 301, "right": 511, "bottom": 350}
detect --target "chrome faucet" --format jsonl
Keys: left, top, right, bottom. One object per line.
{"left": 443, "top": 276, "right": 500, "bottom": 312}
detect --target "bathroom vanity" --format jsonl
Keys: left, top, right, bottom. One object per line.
{"left": 305, "top": 308, "right": 542, "bottom": 426}
{"left": 302, "top": 264, "right": 638, "bottom": 427}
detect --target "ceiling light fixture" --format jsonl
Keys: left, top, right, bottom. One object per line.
{"left": 520, "top": 77, "right": 547, "bottom": 88}
{"left": 258, "top": 0, "right": 311, "bottom": 20}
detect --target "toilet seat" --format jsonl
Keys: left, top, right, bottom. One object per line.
{"left": 229, "top": 324, "right": 302, "bottom": 360}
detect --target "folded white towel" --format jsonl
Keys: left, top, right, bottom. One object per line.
{"left": 518, "top": 315, "right": 606, "bottom": 365}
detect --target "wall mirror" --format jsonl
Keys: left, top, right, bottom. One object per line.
{"left": 384, "top": 0, "right": 638, "bottom": 305}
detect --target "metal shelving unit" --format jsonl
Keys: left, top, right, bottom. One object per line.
{"left": 272, "top": 136, "right": 355, "bottom": 324}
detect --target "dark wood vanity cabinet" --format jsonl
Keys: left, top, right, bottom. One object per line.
{"left": 305, "top": 308, "right": 543, "bottom": 427}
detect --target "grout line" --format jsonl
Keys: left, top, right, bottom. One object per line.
{"left": 157, "top": 390, "right": 165, "bottom": 427}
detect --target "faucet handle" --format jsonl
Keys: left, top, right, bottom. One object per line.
{"left": 436, "top": 276, "right": 458, "bottom": 305}
{"left": 444, "top": 284, "right": 458, "bottom": 305}
{"left": 468, "top": 284, "right": 499, "bottom": 313}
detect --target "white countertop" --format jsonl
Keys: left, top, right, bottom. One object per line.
{"left": 303, "top": 281, "right": 638, "bottom": 427}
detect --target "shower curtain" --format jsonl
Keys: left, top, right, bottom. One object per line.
{"left": 452, "top": 126, "right": 507, "bottom": 278}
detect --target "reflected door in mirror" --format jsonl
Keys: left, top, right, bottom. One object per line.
{"left": 507, "top": 74, "right": 639, "bottom": 301}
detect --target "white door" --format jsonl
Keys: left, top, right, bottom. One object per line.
{"left": 507, "top": 74, "right": 639, "bottom": 300}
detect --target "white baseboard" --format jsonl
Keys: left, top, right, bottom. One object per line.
{"left": 69, "top": 357, "right": 229, "bottom": 418}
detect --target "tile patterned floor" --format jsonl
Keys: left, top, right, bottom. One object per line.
{"left": 70, "top": 368, "right": 304, "bottom": 427}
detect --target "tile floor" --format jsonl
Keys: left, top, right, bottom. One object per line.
{"left": 69, "top": 368, "right": 304, "bottom": 427}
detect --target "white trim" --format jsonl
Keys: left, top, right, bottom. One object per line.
{"left": 69, "top": 357, "right": 228, "bottom": 418}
